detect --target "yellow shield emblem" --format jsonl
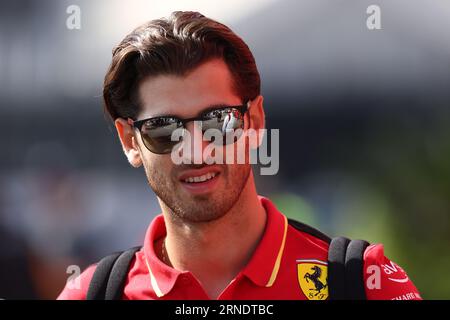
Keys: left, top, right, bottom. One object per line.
{"left": 297, "top": 259, "right": 329, "bottom": 300}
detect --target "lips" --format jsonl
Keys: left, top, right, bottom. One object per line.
{"left": 178, "top": 165, "right": 222, "bottom": 183}
{"left": 178, "top": 165, "right": 222, "bottom": 194}
{"left": 182, "top": 172, "right": 217, "bottom": 183}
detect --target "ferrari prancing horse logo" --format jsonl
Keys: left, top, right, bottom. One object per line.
{"left": 297, "top": 259, "right": 329, "bottom": 300}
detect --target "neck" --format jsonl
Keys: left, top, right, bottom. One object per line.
{"left": 158, "top": 171, "right": 267, "bottom": 299}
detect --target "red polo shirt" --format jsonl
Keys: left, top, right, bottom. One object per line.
{"left": 57, "top": 196, "right": 421, "bottom": 300}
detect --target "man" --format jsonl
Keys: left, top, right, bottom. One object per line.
{"left": 58, "top": 11, "right": 421, "bottom": 300}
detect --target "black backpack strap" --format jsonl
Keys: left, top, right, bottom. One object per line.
{"left": 86, "top": 251, "right": 123, "bottom": 300}
{"left": 328, "top": 236, "right": 351, "bottom": 300}
{"left": 105, "top": 246, "right": 142, "bottom": 300}
{"left": 328, "top": 237, "right": 370, "bottom": 300}
{"left": 344, "top": 239, "right": 370, "bottom": 300}
{"left": 86, "top": 246, "right": 141, "bottom": 300}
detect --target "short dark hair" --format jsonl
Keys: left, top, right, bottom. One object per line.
{"left": 103, "top": 11, "right": 261, "bottom": 121}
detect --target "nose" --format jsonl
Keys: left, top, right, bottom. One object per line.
{"left": 177, "top": 121, "right": 210, "bottom": 164}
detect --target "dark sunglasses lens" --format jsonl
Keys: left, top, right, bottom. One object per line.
{"left": 140, "top": 118, "right": 182, "bottom": 154}
{"left": 202, "top": 108, "right": 245, "bottom": 145}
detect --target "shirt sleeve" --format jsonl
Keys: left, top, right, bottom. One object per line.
{"left": 56, "top": 264, "right": 97, "bottom": 300}
{"left": 363, "top": 243, "right": 422, "bottom": 300}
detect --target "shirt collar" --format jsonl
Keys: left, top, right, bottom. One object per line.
{"left": 143, "top": 196, "right": 288, "bottom": 297}
{"left": 143, "top": 214, "right": 182, "bottom": 298}
{"left": 241, "top": 196, "right": 288, "bottom": 287}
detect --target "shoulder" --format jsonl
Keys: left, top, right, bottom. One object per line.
{"left": 286, "top": 219, "right": 421, "bottom": 300}
{"left": 286, "top": 219, "right": 330, "bottom": 256}
{"left": 56, "top": 248, "right": 145, "bottom": 300}
{"left": 363, "top": 243, "right": 422, "bottom": 300}
{"left": 285, "top": 219, "right": 330, "bottom": 268}
{"left": 57, "top": 264, "right": 97, "bottom": 300}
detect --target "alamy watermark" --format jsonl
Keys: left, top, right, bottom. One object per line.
{"left": 168, "top": 123, "right": 279, "bottom": 176}
{"left": 66, "top": 5, "right": 81, "bottom": 30}
{"left": 366, "top": 5, "right": 382, "bottom": 30}
{"left": 66, "top": 265, "right": 81, "bottom": 290}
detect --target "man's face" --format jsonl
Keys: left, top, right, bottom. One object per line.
{"left": 130, "top": 59, "right": 252, "bottom": 223}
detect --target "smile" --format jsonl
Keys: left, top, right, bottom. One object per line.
{"left": 178, "top": 166, "right": 222, "bottom": 195}
{"left": 183, "top": 172, "right": 217, "bottom": 183}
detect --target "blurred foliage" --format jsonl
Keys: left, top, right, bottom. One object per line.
{"left": 361, "top": 108, "right": 450, "bottom": 299}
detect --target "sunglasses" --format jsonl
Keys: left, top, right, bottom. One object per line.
{"left": 129, "top": 102, "right": 249, "bottom": 154}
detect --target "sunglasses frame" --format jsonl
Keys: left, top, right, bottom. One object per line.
{"left": 128, "top": 102, "right": 250, "bottom": 154}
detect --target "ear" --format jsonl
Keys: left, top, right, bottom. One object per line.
{"left": 246, "top": 95, "right": 265, "bottom": 149}
{"left": 114, "top": 118, "right": 143, "bottom": 168}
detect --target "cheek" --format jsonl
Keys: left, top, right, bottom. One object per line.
{"left": 221, "top": 136, "right": 251, "bottom": 165}
{"left": 142, "top": 155, "right": 174, "bottom": 182}
{"left": 225, "top": 162, "right": 250, "bottom": 182}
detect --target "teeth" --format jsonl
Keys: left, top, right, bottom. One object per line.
{"left": 184, "top": 172, "right": 217, "bottom": 183}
